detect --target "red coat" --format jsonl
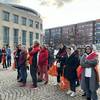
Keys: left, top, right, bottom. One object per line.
{"left": 29, "top": 45, "right": 40, "bottom": 65}
{"left": 38, "top": 48, "right": 48, "bottom": 66}
{"left": 29, "top": 46, "right": 40, "bottom": 56}
{"left": 28, "top": 54, "right": 33, "bottom": 65}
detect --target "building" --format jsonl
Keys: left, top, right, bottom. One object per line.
{"left": 45, "top": 20, "right": 99, "bottom": 49}
{"left": 45, "top": 27, "right": 62, "bottom": 49}
{"left": 95, "top": 19, "right": 100, "bottom": 43}
{"left": 95, "top": 19, "right": 100, "bottom": 50}
{"left": 75, "top": 21, "right": 95, "bottom": 46}
{"left": 0, "top": 3, "right": 43, "bottom": 49}
{"left": 62, "top": 24, "right": 76, "bottom": 45}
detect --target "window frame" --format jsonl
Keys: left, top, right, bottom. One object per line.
{"left": 22, "top": 30, "right": 27, "bottom": 45}
{"left": 29, "top": 19, "right": 33, "bottom": 27}
{"left": 22, "top": 17, "right": 27, "bottom": 26}
{"left": 13, "top": 14, "right": 19, "bottom": 24}
{"left": 3, "top": 26, "right": 9, "bottom": 46}
{"left": 35, "top": 33, "right": 39, "bottom": 39}
{"left": 3, "top": 11, "right": 10, "bottom": 21}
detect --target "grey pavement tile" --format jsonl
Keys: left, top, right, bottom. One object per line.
{"left": 0, "top": 66, "right": 100, "bottom": 100}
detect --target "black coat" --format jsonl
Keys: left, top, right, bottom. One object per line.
{"left": 64, "top": 51, "right": 80, "bottom": 81}
{"left": 32, "top": 52, "right": 38, "bottom": 68}
{"left": 56, "top": 47, "right": 68, "bottom": 70}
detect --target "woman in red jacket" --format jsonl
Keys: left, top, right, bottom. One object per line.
{"left": 2, "top": 47, "right": 7, "bottom": 69}
{"left": 38, "top": 45, "right": 49, "bottom": 84}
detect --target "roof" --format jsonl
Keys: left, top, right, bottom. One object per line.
{"left": 11, "top": 4, "right": 40, "bottom": 17}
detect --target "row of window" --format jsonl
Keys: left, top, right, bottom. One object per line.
{"left": 2, "top": 11, "right": 43, "bottom": 30}
{"left": 3, "top": 26, "right": 39, "bottom": 46}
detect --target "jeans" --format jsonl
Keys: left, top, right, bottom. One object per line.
{"left": 7, "top": 56, "right": 11, "bottom": 67}
{"left": 70, "top": 79, "right": 76, "bottom": 92}
{"left": 17, "top": 66, "right": 21, "bottom": 80}
{"left": 85, "top": 77, "right": 98, "bottom": 100}
{"left": 30, "top": 65, "right": 37, "bottom": 87}
{"left": 20, "top": 66, "right": 27, "bottom": 84}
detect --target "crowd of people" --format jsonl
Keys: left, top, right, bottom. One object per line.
{"left": 56, "top": 43, "right": 99, "bottom": 100}
{"left": 13, "top": 42, "right": 49, "bottom": 88}
{"left": 0, "top": 41, "right": 99, "bottom": 100}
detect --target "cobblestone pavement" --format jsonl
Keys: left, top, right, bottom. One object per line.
{"left": 0, "top": 66, "right": 100, "bottom": 100}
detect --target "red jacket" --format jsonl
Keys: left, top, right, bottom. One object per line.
{"left": 38, "top": 48, "right": 48, "bottom": 66}
{"left": 29, "top": 45, "right": 40, "bottom": 65}
{"left": 28, "top": 54, "right": 33, "bottom": 65}
{"left": 29, "top": 45, "right": 40, "bottom": 56}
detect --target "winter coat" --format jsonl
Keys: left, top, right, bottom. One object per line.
{"left": 2, "top": 49, "right": 6, "bottom": 64}
{"left": 28, "top": 54, "right": 33, "bottom": 65}
{"left": 80, "top": 52, "right": 99, "bottom": 92}
{"left": 0, "top": 49, "right": 2, "bottom": 63}
{"left": 56, "top": 46, "right": 68, "bottom": 70}
{"left": 38, "top": 48, "right": 48, "bottom": 66}
{"left": 27, "top": 47, "right": 32, "bottom": 65}
{"left": 64, "top": 51, "right": 80, "bottom": 81}
{"left": 6, "top": 48, "right": 11, "bottom": 57}
{"left": 29, "top": 45, "right": 40, "bottom": 68}
{"left": 18, "top": 50, "right": 27, "bottom": 66}
{"left": 15, "top": 49, "right": 21, "bottom": 61}
{"left": 48, "top": 48, "right": 54, "bottom": 65}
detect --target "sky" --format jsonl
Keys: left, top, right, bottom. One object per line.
{"left": 1, "top": 0, "right": 100, "bottom": 29}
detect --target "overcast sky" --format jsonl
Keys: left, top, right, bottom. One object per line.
{"left": 1, "top": 0, "right": 100, "bottom": 29}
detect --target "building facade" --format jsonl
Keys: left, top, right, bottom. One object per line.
{"left": 0, "top": 3, "right": 43, "bottom": 49}
{"left": 95, "top": 19, "right": 100, "bottom": 50}
{"left": 45, "top": 20, "right": 100, "bottom": 49}
{"left": 62, "top": 24, "right": 76, "bottom": 46}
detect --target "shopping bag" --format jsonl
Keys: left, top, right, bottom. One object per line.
{"left": 59, "top": 76, "right": 70, "bottom": 91}
{"left": 48, "top": 64, "right": 58, "bottom": 76}
{"left": 95, "top": 65, "right": 100, "bottom": 82}
{"left": 77, "top": 65, "right": 84, "bottom": 80}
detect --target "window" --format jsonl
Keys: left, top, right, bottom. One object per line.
{"left": 22, "top": 17, "right": 27, "bottom": 25}
{"left": 22, "top": 30, "right": 26, "bottom": 45}
{"left": 13, "top": 14, "right": 19, "bottom": 24}
{"left": 3, "top": 11, "right": 10, "bottom": 21}
{"left": 13, "top": 29, "right": 19, "bottom": 45}
{"left": 29, "top": 32, "right": 33, "bottom": 46}
{"left": 35, "top": 21, "right": 39, "bottom": 29}
{"left": 40, "top": 23, "right": 43, "bottom": 30}
{"left": 29, "top": 19, "right": 33, "bottom": 27}
{"left": 36, "top": 33, "right": 39, "bottom": 39}
{"left": 3, "top": 26, "right": 9, "bottom": 46}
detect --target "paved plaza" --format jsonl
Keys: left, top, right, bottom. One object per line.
{"left": 0, "top": 52, "right": 99, "bottom": 100}
{"left": 0, "top": 67, "right": 100, "bottom": 100}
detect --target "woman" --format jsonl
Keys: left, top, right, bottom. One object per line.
{"left": 2, "top": 47, "right": 7, "bottom": 69}
{"left": 18, "top": 46, "right": 27, "bottom": 87}
{"left": 56, "top": 43, "right": 68, "bottom": 83}
{"left": 38, "top": 45, "right": 49, "bottom": 84}
{"left": 64, "top": 47, "right": 80, "bottom": 97}
{"left": 80, "top": 46, "right": 99, "bottom": 100}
